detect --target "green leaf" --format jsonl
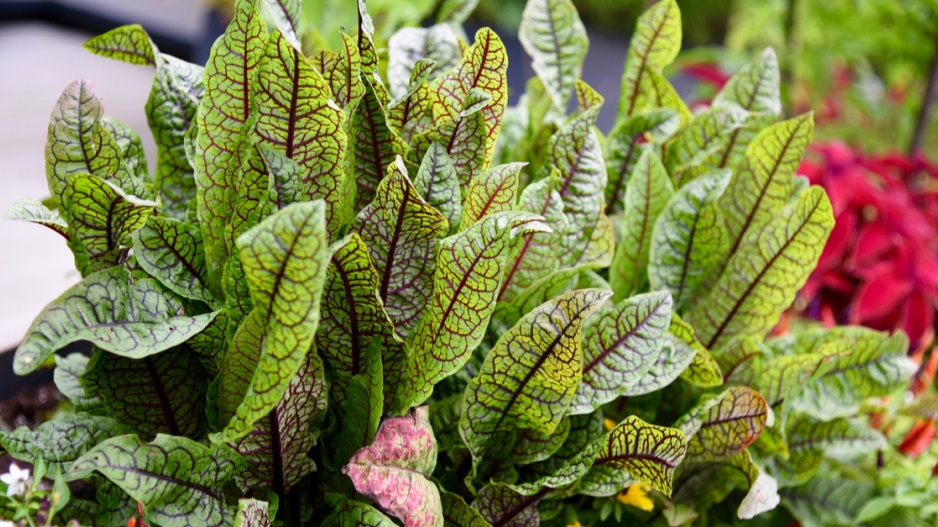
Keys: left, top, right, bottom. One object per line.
{"left": 617, "top": 0, "right": 681, "bottom": 118}
{"left": 315, "top": 33, "right": 365, "bottom": 110}
{"left": 343, "top": 407, "right": 443, "bottom": 527}
{"left": 319, "top": 233, "right": 407, "bottom": 403}
{"left": 460, "top": 163, "right": 524, "bottom": 230}
{"left": 724, "top": 344, "right": 825, "bottom": 407}
{"left": 604, "top": 110, "right": 680, "bottom": 214}
{"left": 672, "top": 450, "right": 779, "bottom": 520}
{"left": 648, "top": 170, "right": 730, "bottom": 310}
{"left": 4, "top": 198, "right": 70, "bottom": 239}
{"left": 519, "top": 0, "right": 589, "bottom": 109}
{"left": 714, "top": 113, "right": 815, "bottom": 264}
{"left": 227, "top": 144, "right": 275, "bottom": 251}
{"left": 678, "top": 386, "right": 768, "bottom": 463}
{"left": 233, "top": 498, "right": 271, "bottom": 527}
{"left": 572, "top": 291, "right": 673, "bottom": 414}
{"left": 781, "top": 477, "right": 874, "bottom": 527}
{"left": 69, "top": 434, "right": 244, "bottom": 527}
{"left": 441, "top": 491, "right": 491, "bottom": 527}
{"left": 414, "top": 141, "right": 463, "bottom": 233}
{"left": 388, "top": 24, "right": 461, "bottom": 100}
{"left": 792, "top": 327, "right": 914, "bottom": 419}
{"left": 623, "top": 316, "right": 699, "bottom": 396}
{"left": 785, "top": 414, "right": 885, "bottom": 475}
{"left": 194, "top": 0, "right": 264, "bottom": 287}
{"left": 322, "top": 496, "right": 397, "bottom": 527}
{"left": 351, "top": 76, "right": 408, "bottom": 208}
{"left": 14, "top": 267, "right": 219, "bottom": 374}
{"left": 54, "top": 353, "right": 102, "bottom": 412}
{"left": 148, "top": 54, "right": 204, "bottom": 219}
{"left": 498, "top": 175, "right": 570, "bottom": 301}
{"left": 62, "top": 173, "right": 156, "bottom": 274}
{"left": 101, "top": 117, "right": 149, "bottom": 180}
{"left": 83, "top": 24, "right": 157, "bottom": 65}
{"left": 524, "top": 411, "right": 605, "bottom": 482}
{"left": 578, "top": 416, "right": 688, "bottom": 497}
{"left": 388, "top": 64, "right": 437, "bottom": 143}
{"left": 402, "top": 212, "right": 550, "bottom": 409}
{"left": 133, "top": 217, "right": 214, "bottom": 304}
{"left": 83, "top": 345, "right": 209, "bottom": 439}
{"left": 472, "top": 484, "right": 541, "bottom": 527}
{"left": 351, "top": 157, "right": 448, "bottom": 336}
{"left": 610, "top": 149, "right": 674, "bottom": 301}
{"left": 712, "top": 48, "right": 782, "bottom": 169}
{"left": 431, "top": 28, "right": 508, "bottom": 165}
{"left": 664, "top": 107, "right": 747, "bottom": 186}
{"left": 687, "top": 186, "right": 834, "bottom": 350}
{"left": 410, "top": 90, "right": 490, "bottom": 186}
{"left": 459, "top": 289, "right": 610, "bottom": 461}
{"left": 229, "top": 354, "right": 327, "bottom": 494}
{"left": 1, "top": 414, "right": 123, "bottom": 474}
{"left": 215, "top": 201, "right": 330, "bottom": 442}
{"left": 437, "top": 0, "right": 480, "bottom": 25}
{"left": 254, "top": 30, "right": 349, "bottom": 232}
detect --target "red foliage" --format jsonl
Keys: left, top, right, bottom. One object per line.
{"left": 800, "top": 142, "right": 938, "bottom": 350}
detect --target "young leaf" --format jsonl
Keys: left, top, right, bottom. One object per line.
{"left": 604, "top": 110, "right": 680, "bottom": 214}
{"left": 351, "top": 76, "right": 408, "bottom": 208}
{"left": 460, "top": 162, "right": 524, "bottom": 230}
{"left": 665, "top": 107, "right": 747, "bottom": 185}
{"left": 334, "top": 339, "right": 384, "bottom": 466}
{"left": 194, "top": 0, "right": 264, "bottom": 286}
{"left": 62, "top": 173, "right": 157, "bottom": 273}
{"left": 388, "top": 65, "right": 437, "bottom": 143}
{"left": 793, "top": 328, "right": 914, "bottom": 419}
{"left": 229, "top": 354, "right": 327, "bottom": 495}
{"left": 69, "top": 434, "right": 244, "bottom": 527}
{"left": 0, "top": 414, "right": 123, "bottom": 474}
{"left": 687, "top": 187, "right": 834, "bottom": 351}
{"left": 617, "top": 0, "right": 681, "bottom": 118}
{"left": 678, "top": 386, "right": 768, "bottom": 463}
{"left": 571, "top": 291, "right": 673, "bottom": 415}
{"left": 318, "top": 234, "right": 407, "bottom": 402}
{"left": 714, "top": 113, "right": 815, "bottom": 263}
{"left": 388, "top": 24, "right": 461, "bottom": 100}
{"left": 215, "top": 201, "right": 330, "bottom": 443}
{"left": 459, "top": 289, "right": 610, "bottom": 461}
{"left": 351, "top": 157, "right": 449, "bottom": 335}
{"left": 342, "top": 407, "right": 443, "bottom": 527}
{"left": 260, "top": 0, "right": 302, "bottom": 50}
{"left": 785, "top": 414, "right": 886, "bottom": 475}
{"left": 648, "top": 169, "right": 730, "bottom": 310}
{"left": 45, "top": 80, "right": 125, "bottom": 211}
{"left": 610, "top": 149, "right": 675, "bottom": 300}
{"left": 14, "top": 267, "right": 219, "bottom": 374}
{"left": 413, "top": 141, "right": 463, "bottom": 233}
{"left": 83, "top": 24, "right": 157, "bottom": 65}
{"left": 410, "top": 90, "right": 490, "bottom": 185}
{"left": 519, "top": 0, "right": 589, "bottom": 109}
{"left": 4, "top": 198, "right": 70, "bottom": 239}
{"left": 254, "top": 30, "right": 349, "bottom": 231}
{"left": 234, "top": 498, "right": 271, "bottom": 527}
{"left": 83, "top": 345, "right": 208, "bottom": 439}
{"left": 431, "top": 28, "right": 508, "bottom": 164}
{"left": 133, "top": 217, "right": 215, "bottom": 304}
{"left": 402, "top": 212, "right": 550, "bottom": 409}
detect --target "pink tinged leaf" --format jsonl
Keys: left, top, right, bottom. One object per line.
{"left": 343, "top": 407, "right": 443, "bottom": 527}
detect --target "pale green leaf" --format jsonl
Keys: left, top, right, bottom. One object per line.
{"left": 460, "top": 163, "right": 524, "bottom": 230}
{"left": 519, "top": 0, "right": 589, "bottom": 109}
{"left": 133, "top": 217, "right": 215, "bottom": 304}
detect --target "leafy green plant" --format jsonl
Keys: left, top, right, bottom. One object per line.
{"left": 1, "top": 0, "right": 915, "bottom": 526}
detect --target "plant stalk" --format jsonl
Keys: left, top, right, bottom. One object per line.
{"left": 910, "top": 32, "right": 938, "bottom": 156}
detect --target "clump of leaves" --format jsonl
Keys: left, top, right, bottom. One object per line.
{"left": 1, "top": 0, "right": 914, "bottom": 526}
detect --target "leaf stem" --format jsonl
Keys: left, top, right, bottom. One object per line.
{"left": 909, "top": 32, "right": 938, "bottom": 156}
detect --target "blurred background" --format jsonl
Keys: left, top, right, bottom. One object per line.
{"left": 1, "top": 0, "right": 937, "bottom": 388}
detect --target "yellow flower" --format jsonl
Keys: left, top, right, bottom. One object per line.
{"left": 565, "top": 521, "right": 583, "bottom": 527}
{"left": 617, "top": 484, "right": 654, "bottom": 512}
{"left": 603, "top": 418, "right": 616, "bottom": 431}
